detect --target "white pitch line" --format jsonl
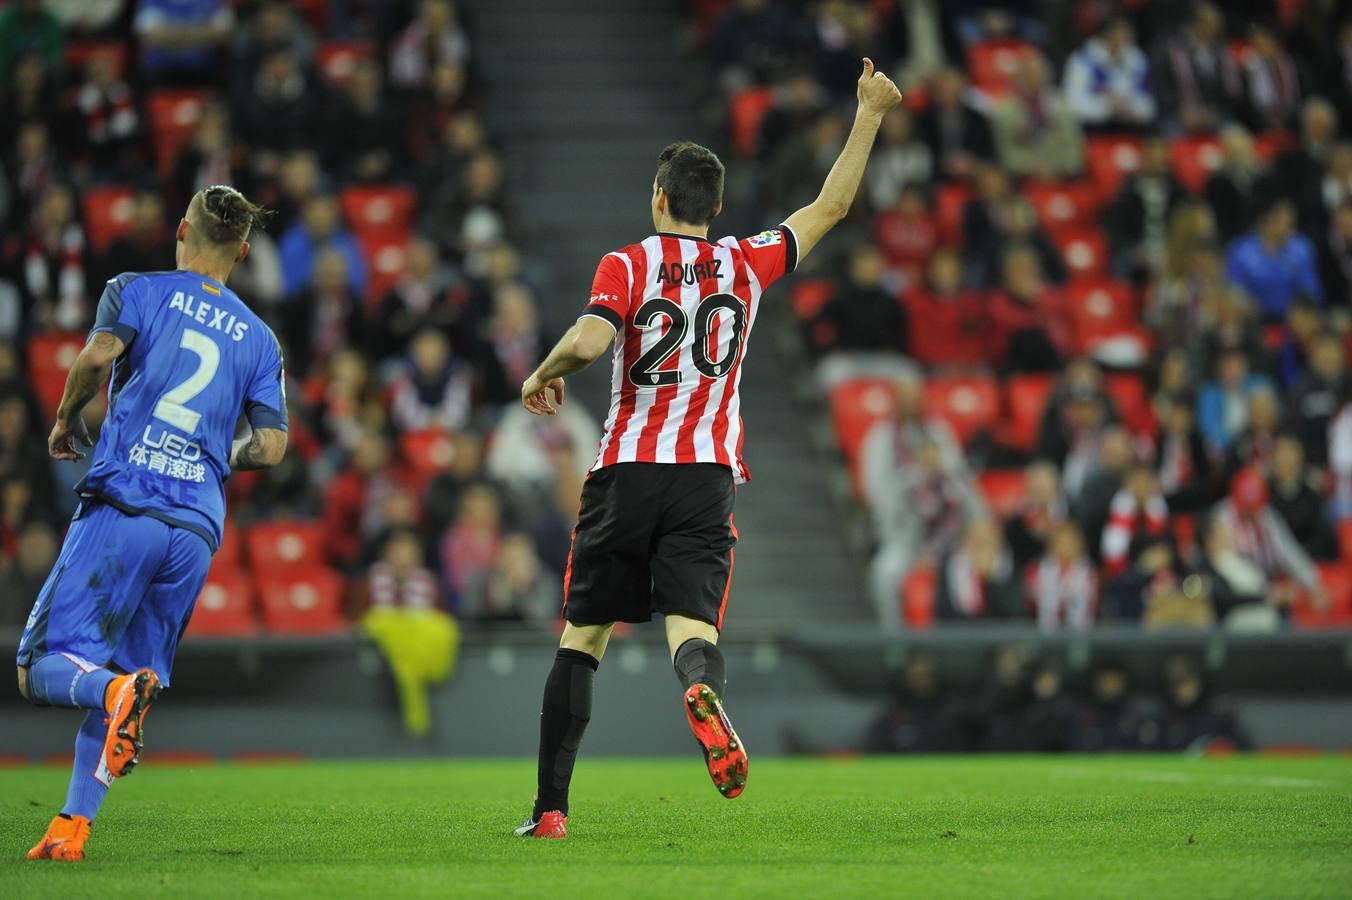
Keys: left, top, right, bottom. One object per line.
{"left": 1050, "top": 766, "right": 1346, "bottom": 791}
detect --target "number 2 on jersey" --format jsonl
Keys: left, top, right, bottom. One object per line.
{"left": 628, "top": 293, "right": 746, "bottom": 387}
{"left": 152, "top": 329, "right": 220, "bottom": 432}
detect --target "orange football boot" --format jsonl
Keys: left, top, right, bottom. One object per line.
{"left": 514, "top": 810, "right": 567, "bottom": 839}
{"left": 27, "top": 815, "right": 91, "bottom": 861}
{"left": 102, "top": 669, "right": 162, "bottom": 779}
{"left": 683, "top": 683, "right": 748, "bottom": 798}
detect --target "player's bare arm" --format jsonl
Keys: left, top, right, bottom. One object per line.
{"left": 783, "top": 58, "right": 902, "bottom": 263}
{"left": 231, "top": 427, "right": 288, "bottom": 470}
{"left": 49, "top": 331, "right": 126, "bottom": 461}
{"left": 520, "top": 316, "right": 615, "bottom": 416}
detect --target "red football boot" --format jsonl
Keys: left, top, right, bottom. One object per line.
{"left": 684, "top": 683, "right": 748, "bottom": 798}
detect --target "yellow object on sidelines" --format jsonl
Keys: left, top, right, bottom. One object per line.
{"left": 361, "top": 607, "right": 461, "bottom": 737}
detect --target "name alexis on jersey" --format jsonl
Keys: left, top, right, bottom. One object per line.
{"left": 168, "top": 290, "right": 249, "bottom": 341}
{"left": 655, "top": 258, "right": 725, "bottom": 286}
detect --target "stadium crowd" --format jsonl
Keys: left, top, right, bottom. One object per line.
{"left": 0, "top": 0, "right": 588, "bottom": 635}
{"left": 693, "top": 0, "right": 1352, "bottom": 631}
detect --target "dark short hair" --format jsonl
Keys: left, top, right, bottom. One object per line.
{"left": 191, "top": 185, "right": 269, "bottom": 246}
{"left": 655, "top": 142, "right": 724, "bottom": 226}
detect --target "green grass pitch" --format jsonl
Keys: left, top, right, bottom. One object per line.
{"left": 1, "top": 755, "right": 1349, "bottom": 898}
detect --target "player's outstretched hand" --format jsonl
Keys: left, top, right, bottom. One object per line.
{"left": 49, "top": 416, "right": 92, "bottom": 461}
{"left": 857, "top": 58, "right": 902, "bottom": 117}
{"left": 521, "top": 375, "right": 565, "bottom": 416}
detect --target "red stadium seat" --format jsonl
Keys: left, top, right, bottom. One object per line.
{"left": 1103, "top": 372, "right": 1154, "bottom": 433}
{"left": 827, "top": 377, "right": 896, "bottom": 488}
{"left": 82, "top": 186, "right": 136, "bottom": 253}
{"left": 902, "top": 566, "right": 936, "bottom": 630}
{"left": 257, "top": 566, "right": 348, "bottom": 634}
{"left": 316, "top": 40, "right": 373, "bottom": 86}
{"left": 1085, "top": 135, "right": 1143, "bottom": 202}
{"left": 400, "top": 428, "right": 456, "bottom": 478}
{"left": 729, "top": 87, "right": 774, "bottom": 158}
{"left": 216, "top": 518, "right": 242, "bottom": 569}
{"left": 966, "top": 39, "right": 1036, "bottom": 98}
{"left": 146, "top": 88, "right": 209, "bottom": 180}
{"left": 935, "top": 182, "right": 972, "bottom": 246}
{"left": 1169, "top": 135, "right": 1224, "bottom": 195}
{"left": 1002, "top": 373, "right": 1055, "bottom": 453}
{"left": 1339, "top": 520, "right": 1352, "bottom": 563}
{"left": 245, "top": 520, "right": 328, "bottom": 570}
{"left": 923, "top": 374, "right": 1000, "bottom": 445}
{"left": 978, "top": 469, "right": 1027, "bottom": 519}
{"left": 1022, "top": 181, "right": 1100, "bottom": 236}
{"left": 1053, "top": 228, "right": 1110, "bottom": 280}
{"left": 187, "top": 565, "right": 256, "bottom": 637}
{"left": 790, "top": 279, "right": 834, "bottom": 321}
{"left": 1292, "top": 564, "right": 1352, "bottom": 628}
{"left": 25, "top": 332, "right": 87, "bottom": 415}
{"left": 1067, "top": 279, "right": 1138, "bottom": 353}
{"left": 340, "top": 185, "right": 416, "bottom": 237}
{"left": 359, "top": 232, "right": 411, "bottom": 303}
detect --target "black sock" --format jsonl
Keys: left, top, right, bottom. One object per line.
{"left": 673, "top": 638, "right": 726, "bottom": 698}
{"left": 534, "top": 648, "right": 598, "bottom": 819}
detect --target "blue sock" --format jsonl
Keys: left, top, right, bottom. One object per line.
{"left": 62, "top": 710, "right": 112, "bottom": 821}
{"left": 28, "top": 653, "right": 116, "bottom": 710}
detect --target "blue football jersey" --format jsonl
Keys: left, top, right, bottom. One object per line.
{"left": 76, "top": 270, "right": 287, "bottom": 551}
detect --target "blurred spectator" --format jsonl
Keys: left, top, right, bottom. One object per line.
{"left": 1074, "top": 660, "right": 1140, "bottom": 751}
{"left": 1197, "top": 348, "right": 1277, "bottom": 452}
{"left": 901, "top": 247, "right": 986, "bottom": 368}
{"left": 1273, "top": 298, "right": 1324, "bottom": 390}
{"left": 1150, "top": 1, "right": 1240, "bottom": 134}
{"left": 94, "top": 189, "right": 175, "bottom": 282}
{"left": 961, "top": 164, "right": 1013, "bottom": 271}
{"left": 134, "top": 0, "right": 233, "bottom": 83}
{"left": 1293, "top": 334, "right": 1349, "bottom": 466}
{"left": 328, "top": 58, "right": 401, "bottom": 183}
{"left": 366, "top": 527, "right": 440, "bottom": 611}
{"left": 1197, "top": 284, "right": 1266, "bottom": 377}
{"left": 423, "top": 148, "right": 510, "bottom": 257}
{"left": 439, "top": 481, "right": 503, "bottom": 614}
{"left": 284, "top": 247, "right": 363, "bottom": 378}
{"left": 231, "top": 2, "right": 314, "bottom": 86}
{"left": 707, "top": 0, "right": 799, "bottom": 89}
{"left": 935, "top": 518, "right": 1023, "bottom": 621}
{"left": 425, "top": 430, "right": 486, "bottom": 535}
{"left": 1238, "top": 20, "right": 1303, "bottom": 133}
{"left": 20, "top": 183, "right": 87, "bottom": 331}
{"left": 1149, "top": 234, "right": 1227, "bottom": 349}
{"left": 1106, "top": 136, "right": 1186, "bottom": 281}
{"left": 1204, "top": 126, "right": 1269, "bottom": 244}
{"left": 407, "top": 61, "right": 471, "bottom": 157}
{"left": 481, "top": 532, "right": 560, "bottom": 624}
{"left": 812, "top": 243, "right": 906, "bottom": 354}
{"left": 1104, "top": 539, "right": 1199, "bottom": 625}
{"left": 1063, "top": 16, "right": 1155, "bottom": 132}
{"left": 1331, "top": 393, "right": 1352, "bottom": 516}
{"left": 6, "top": 119, "right": 63, "bottom": 244}
{"left": 0, "top": 0, "right": 62, "bottom": 78}
{"left": 809, "top": 0, "right": 876, "bottom": 98}
{"left": 873, "top": 184, "right": 937, "bottom": 277}
{"left": 983, "top": 195, "right": 1066, "bottom": 286}
{"left": 1268, "top": 434, "right": 1337, "bottom": 560}
{"left": 368, "top": 237, "right": 456, "bottom": 362}
{"left": 388, "top": 329, "right": 469, "bottom": 436}
{"left": 1004, "top": 460, "right": 1067, "bottom": 571}
{"left": 171, "top": 101, "right": 242, "bottom": 213}
{"left": 866, "top": 650, "right": 956, "bottom": 754}
{"left": 323, "top": 429, "right": 412, "bottom": 570}
{"left": 1198, "top": 511, "right": 1275, "bottom": 623}
{"left": 0, "top": 520, "right": 57, "bottom": 627}
{"left": 1153, "top": 393, "right": 1216, "bottom": 513}
{"left": 1037, "top": 357, "right": 1115, "bottom": 473}
{"left": 985, "top": 245, "right": 1071, "bottom": 373}
{"left": 1271, "top": 97, "right": 1338, "bottom": 239}
{"left": 916, "top": 68, "right": 993, "bottom": 182}
{"left": 1031, "top": 521, "right": 1096, "bottom": 632}
{"left": 1071, "top": 425, "right": 1135, "bottom": 551}
{"left": 765, "top": 111, "right": 843, "bottom": 220}
{"left": 68, "top": 50, "right": 141, "bottom": 172}
{"left": 1214, "top": 467, "right": 1325, "bottom": 608}
{"left": 233, "top": 47, "right": 325, "bottom": 157}
{"left": 278, "top": 194, "right": 368, "bottom": 299}
{"left": 864, "top": 108, "right": 933, "bottom": 210}
{"left": 1224, "top": 385, "right": 1282, "bottom": 479}
{"left": 1225, "top": 199, "right": 1321, "bottom": 323}
{"left": 989, "top": 53, "right": 1084, "bottom": 179}
{"left": 388, "top": 0, "right": 470, "bottom": 92}
{"left": 474, "top": 281, "right": 550, "bottom": 405}
{"left": 1100, "top": 464, "right": 1170, "bottom": 578}
{"left": 2, "top": 53, "right": 57, "bottom": 150}
{"left": 1321, "top": 201, "right": 1352, "bottom": 309}
{"left": 758, "top": 70, "right": 827, "bottom": 163}
{"left": 0, "top": 394, "right": 52, "bottom": 518}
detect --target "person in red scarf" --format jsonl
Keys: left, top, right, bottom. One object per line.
{"left": 1239, "top": 20, "right": 1304, "bottom": 133}
{"left": 935, "top": 517, "right": 1023, "bottom": 621}
{"left": 1214, "top": 466, "right": 1327, "bottom": 612}
{"left": 985, "top": 245, "right": 1071, "bottom": 373}
{"left": 1030, "top": 521, "right": 1097, "bottom": 632}
{"left": 1101, "top": 464, "right": 1171, "bottom": 578}
{"left": 902, "top": 247, "right": 986, "bottom": 368}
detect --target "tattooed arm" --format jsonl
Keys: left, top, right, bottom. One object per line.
{"left": 230, "top": 426, "right": 288, "bottom": 471}
{"left": 48, "top": 332, "right": 124, "bottom": 461}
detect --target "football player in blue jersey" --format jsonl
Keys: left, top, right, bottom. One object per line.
{"left": 19, "top": 185, "right": 289, "bottom": 862}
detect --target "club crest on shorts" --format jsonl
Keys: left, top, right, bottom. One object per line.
{"left": 746, "top": 230, "right": 781, "bottom": 247}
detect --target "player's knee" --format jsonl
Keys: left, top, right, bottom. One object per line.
{"left": 16, "top": 666, "right": 31, "bottom": 703}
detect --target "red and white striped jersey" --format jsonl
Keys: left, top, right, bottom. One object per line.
{"left": 582, "top": 225, "right": 798, "bottom": 483}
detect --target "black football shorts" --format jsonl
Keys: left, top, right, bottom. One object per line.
{"left": 563, "top": 462, "right": 737, "bottom": 630}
